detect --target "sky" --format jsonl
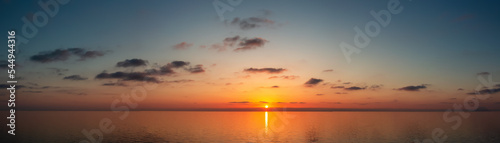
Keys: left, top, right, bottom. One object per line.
{"left": 1, "top": 0, "right": 500, "bottom": 111}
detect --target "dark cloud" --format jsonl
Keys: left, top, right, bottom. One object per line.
{"left": 167, "top": 79, "right": 194, "bottom": 83}
{"left": 95, "top": 72, "right": 160, "bottom": 83}
{"left": 477, "top": 72, "right": 490, "bottom": 76}
{"left": 304, "top": 78, "right": 323, "bottom": 87}
{"left": 146, "top": 61, "right": 191, "bottom": 75}
{"left": 30, "top": 48, "right": 105, "bottom": 63}
{"left": 173, "top": 42, "right": 193, "bottom": 50}
{"left": 169, "top": 61, "right": 190, "bottom": 68}
{"left": 210, "top": 36, "right": 269, "bottom": 52}
{"left": 466, "top": 87, "right": 500, "bottom": 95}
{"left": 0, "top": 84, "right": 21, "bottom": 89}
{"left": 457, "top": 88, "right": 464, "bottom": 91}
{"left": 96, "top": 60, "right": 203, "bottom": 84}
{"left": 229, "top": 101, "right": 250, "bottom": 103}
{"left": 330, "top": 86, "right": 345, "bottom": 89}
{"left": 229, "top": 17, "right": 275, "bottom": 30}
{"left": 323, "top": 69, "right": 334, "bottom": 72}
{"left": 244, "top": 68, "right": 286, "bottom": 74}
{"left": 63, "top": 75, "right": 88, "bottom": 80}
{"left": 223, "top": 36, "right": 240, "bottom": 47}
{"left": 344, "top": 86, "right": 366, "bottom": 90}
{"left": 102, "top": 82, "right": 127, "bottom": 86}
{"left": 397, "top": 84, "right": 428, "bottom": 91}
{"left": 369, "top": 84, "right": 383, "bottom": 90}
{"left": 116, "top": 59, "right": 148, "bottom": 67}
{"left": 186, "top": 64, "right": 205, "bottom": 73}
{"left": 271, "top": 85, "right": 279, "bottom": 88}
{"left": 234, "top": 38, "right": 268, "bottom": 51}
{"left": 268, "top": 75, "right": 299, "bottom": 80}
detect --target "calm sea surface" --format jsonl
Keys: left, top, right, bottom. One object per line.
{"left": 4, "top": 111, "right": 500, "bottom": 142}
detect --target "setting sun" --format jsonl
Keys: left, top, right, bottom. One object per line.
{"left": 265, "top": 105, "right": 269, "bottom": 108}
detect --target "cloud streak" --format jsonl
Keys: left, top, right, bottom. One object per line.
{"left": 30, "top": 48, "right": 105, "bottom": 63}
{"left": 116, "top": 59, "right": 148, "bottom": 67}
{"left": 63, "top": 75, "right": 88, "bottom": 80}
{"left": 244, "top": 68, "right": 286, "bottom": 74}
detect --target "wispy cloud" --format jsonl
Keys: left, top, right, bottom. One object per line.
{"left": 30, "top": 48, "right": 106, "bottom": 63}
{"left": 63, "top": 75, "right": 88, "bottom": 80}
{"left": 173, "top": 42, "right": 193, "bottom": 50}
{"left": 244, "top": 68, "right": 286, "bottom": 74}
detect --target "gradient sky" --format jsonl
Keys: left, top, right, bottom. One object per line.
{"left": 1, "top": 0, "right": 500, "bottom": 110}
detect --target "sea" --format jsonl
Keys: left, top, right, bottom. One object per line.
{"left": 2, "top": 111, "right": 500, "bottom": 143}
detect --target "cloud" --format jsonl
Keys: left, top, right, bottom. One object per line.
{"left": 166, "top": 79, "right": 194, "bottom": 83}
{"left": 234, "top": 38, "right": 268, "bottom": 51}
{"left": 397, "top": 84, "right": 428, "bottom": 91}
{"left": 63, "top": 75, "right": 88, "bottom": 80}
{"left": 229, "top": 101, "right": 250, "bottom": 103}
{"left": 30, "top": 48, "right": 105, "bottom": 63}
{"left": 323, "top": 69, "right": 334, "bottom": 72}
{"left": 210, "top": 36, "right": 269, "bottom": 52}
{"left": 344, "top": 86, "right": 366, "bottom": 90}
{"left": 186, "top": 64, "right": 205, "bottom": 73}
{"left": 271, "top": 85, "right": 279, "bottom": 88}
{"left": 330, "top": 86, "right": 345, "bottom": 89}
{"left": 173, "top": 42, "right": 193, "bottom": 50}
{"left": 289, "top": 102, "right": 306, "bottom": 104}
{"left": 304, "top": 78, "right": 323, "bottom": 87}
{"left": 316, "top": 94, "right": 324, "bottom": 96}
{"left": 102, "top": 82, "right": 127, "bottom": 86}
{"left": 95, "top": 72, "right": 160, "bottom": 83}
{"left": 146, "top": 61, "right": 192, "bottom": 75}
{"left": 0, "top": 84, "right": 24, "bottom": 90}
{"left": 457, "top": 88, "right": 464, "bottom": 91}
{"left": 223, "top": 35, "right": 240, "bottom": 47}
{"left": 169, "top": 61, "right": 190, "bottom": 68}
{"left": 369, "top": 84, "right": 383, "bottom": 90}
{"left": 477, "top": 72, "right": 490, "bottom": 76}
{"left": 244, "top": 68, "right": 286, "bottom": 74}
{"left": 96, "top": 60, "right": 204, "bottom": 84}
{"left": 116, "top": 59, "right": 148, "bottom": 67}
{"left": 268, "top": 75, "right": 299, "bottom": 80}
{"left": 229, "top": 17, "right": 275, "bottom": 30}
{"left": 466, "top": 87, "right": 500, "bottom": 95}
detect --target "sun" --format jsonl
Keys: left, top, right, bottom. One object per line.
{"left": 265, "top": 105, "right": 269, "bottom": 108}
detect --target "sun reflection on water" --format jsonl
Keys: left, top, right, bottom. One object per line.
{"left": 265, "top": 111, "right": 268, "bottom": 134}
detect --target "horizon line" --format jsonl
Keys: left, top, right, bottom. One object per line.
{"left": 1, "top": 107, "right": 498, "bottom": 112}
